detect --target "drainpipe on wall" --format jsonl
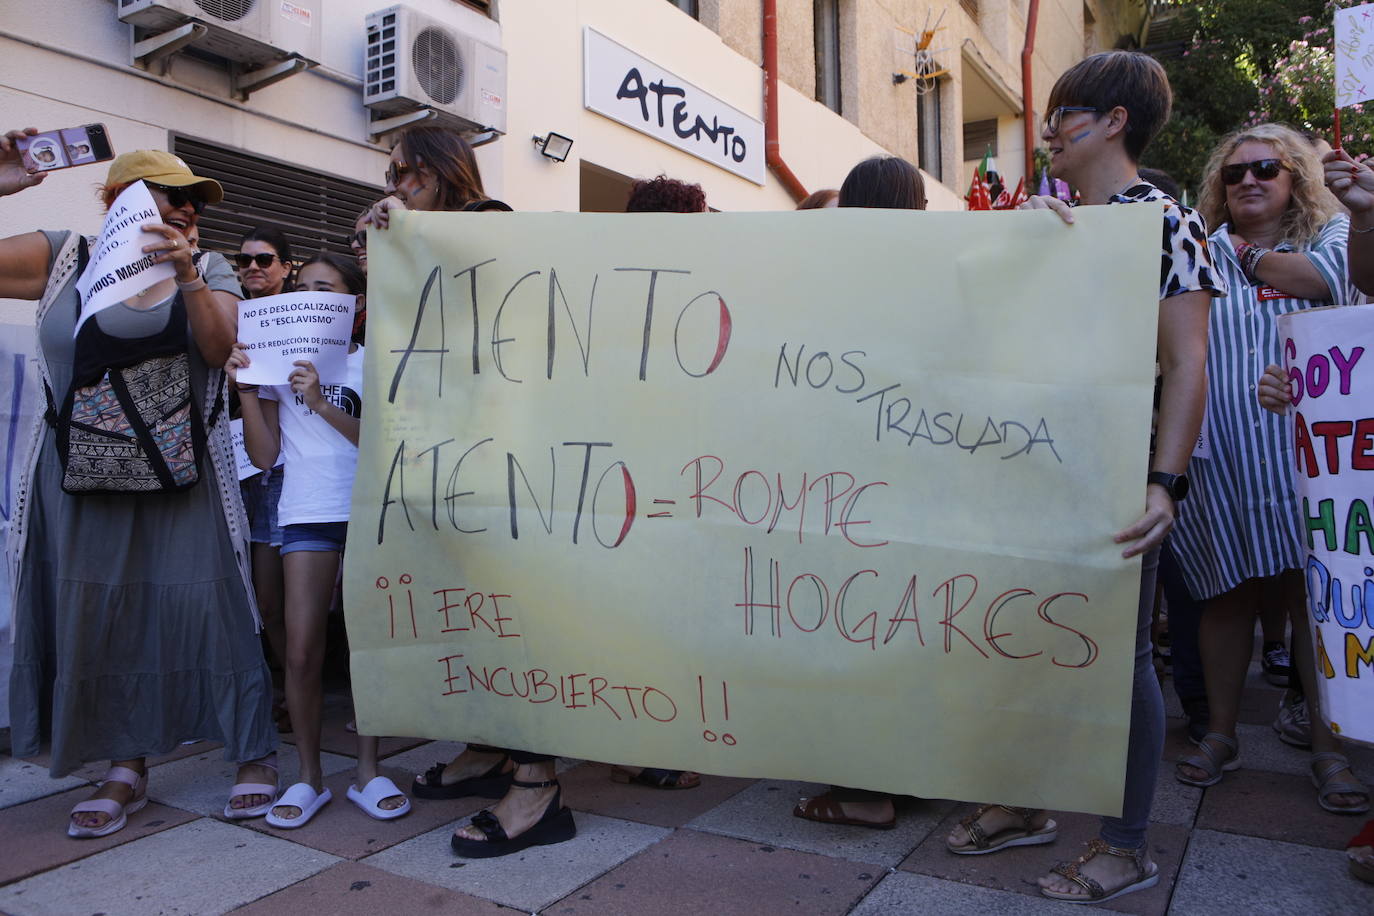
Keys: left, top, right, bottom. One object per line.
{"left": 1022, "top": 0, "right": 1041, "bottom": 184}
{"left": 763, "top": 0, "right": 809, "bottom": 202}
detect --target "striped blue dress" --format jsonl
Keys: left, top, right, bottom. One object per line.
{"left": 1170, "top": 215, "right": 1353, "bottom": 601}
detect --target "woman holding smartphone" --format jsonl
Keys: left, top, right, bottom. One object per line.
{"left": 1, "top": 133, "right": 277, "bottom": 837}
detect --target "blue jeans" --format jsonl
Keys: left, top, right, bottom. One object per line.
{"left": 1100, "top": 545, "right": 1164, "bottom": 850}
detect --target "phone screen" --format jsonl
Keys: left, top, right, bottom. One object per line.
{"left": 19, "top": 124, "right": 114, "bottom": 172}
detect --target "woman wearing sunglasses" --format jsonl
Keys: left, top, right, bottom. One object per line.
{"left": 1170, "top": 124, "right": 1368, "bottom": 815}
{"left": 367, "top": 125, "right": 573, "bottom": 858}
{"left": 0, "top": 139, "right": 277, "bottom": 836}
{"left": 237, "top": 226, "right": 293, "bottom": 299}
{"left": 234, "top": 226, "right": 294, "bottom": 733}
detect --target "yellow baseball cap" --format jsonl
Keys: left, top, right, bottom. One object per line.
{"left": 105, "top": 150, "right": 224, "bottom": 204}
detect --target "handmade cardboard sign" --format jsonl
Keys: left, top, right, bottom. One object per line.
{"left": 347, "top": 205, "right": 1162, "bottom": 815}
{"left": 1279, "top": 305, "right": 1374, "bottom": 747}
{"left": 235, "top": 292, "right": 353, "bottom": 385}
{"left": 75, "top": 181, "right": 176, "bottom": 333}
{"left": 1336, "top": 4, "right": 1374, "bottom": 108}
{"left": 230, "top": 419, "right": 259, "bottom": 481}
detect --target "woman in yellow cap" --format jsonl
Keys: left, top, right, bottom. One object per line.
{"left": 0, "top": 131, "right": 278, "bottom": 837}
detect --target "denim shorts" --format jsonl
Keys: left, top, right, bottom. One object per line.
{"left": 240, "top": 468, "right": 284, "bottom": 547}
{"left": 280, "top": 521, "right": 348, "bottom": 554}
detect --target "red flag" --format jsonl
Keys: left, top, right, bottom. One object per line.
{"left": 966, "top": 164, "right": 992, "bottom": 210}
{"left": 993, "top": 176, "right": 1026, "bottom": 210}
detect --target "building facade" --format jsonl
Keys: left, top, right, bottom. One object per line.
{"left": 0, "top": 0, "right": 1151, "bottom": 323}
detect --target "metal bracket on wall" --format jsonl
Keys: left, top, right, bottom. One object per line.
{"left": 232, "top": 56, "right": 314, "bottom": 102}
{"left": 368, "top": 109, "right": 439, "bottom": 143}
{"left": 132, "top": 22, "right": 207, "bottom": 74}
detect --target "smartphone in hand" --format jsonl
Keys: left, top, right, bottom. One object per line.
{"left": 17, "top": 124, "right": 114, "bottom": 172}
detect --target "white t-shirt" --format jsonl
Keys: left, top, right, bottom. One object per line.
{"left": 260, "top": 345, "right": 364, "bottom": 526}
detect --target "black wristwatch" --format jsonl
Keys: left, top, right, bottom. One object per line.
{"left": 1148, "top": 471, "right": 1189, "bottom": 502}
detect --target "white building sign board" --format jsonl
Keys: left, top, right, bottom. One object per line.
{"left": 584, "top": 27, "right": 766, "bottom": 185}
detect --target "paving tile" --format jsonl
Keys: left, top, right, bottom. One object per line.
{"left": 0, "top": 756, "right": 88, "bottom": 810}
{"left": 547, "top": 828, "right": 881, "bottom": 916}
{"left": 236, "top": 762, "right": 488, "bottom": 859}
{"left": 1170, "top": 828, "right": 1368, "bottom": 916}
{"left": 285, "top": 693, "right": 428, "bottom": 760}
{"left": 686, "top": 780, "right": 951, "bottom": 867}
{"left": 146, "top": 744, "right": 355, "bottom": 818}
{"left": 0, "top": 786, "right": 197, "bottom": 886}
{"left": 1231, "top": 722, "right": 1374, "bottom": 778}
{"left": 1197, "top": 769, "right": 1367, "bottom": 849}
{"left": 230, "top": 860, "right": 508, "bottom": 915}
{"left": 0, "top": 818, "right": 338, "bottom": 916}
{"left": 900, "top": 808, "right": 1187, "bottom": 916}
{"left": 363, "top": 813, "right": 669, "bottom": 912}
{"left": 852, "top": 870, "right": 1130, "bottom": 916}
{"left": 1148, "top": 767, "right": 1204, "bottom": 827}
{"left": 557, "top": 761, "right": 753, "bottom": 827}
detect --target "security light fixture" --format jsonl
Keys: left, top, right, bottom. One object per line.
{"left": 533, "top": 132, "right": 574, "bottom": 162}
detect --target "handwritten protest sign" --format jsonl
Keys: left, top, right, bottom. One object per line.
{"left": 75, "top": 181, "right": 175, "bottom": 333}
{"left": 1336, "top": 4, "right": 1374, "bottom": 108}
{"left": 235, "top": 292, "right": 353, "bottom": 385}
{"left": 1279, "top": 305, "right": 1374, "bottom": 747}
{"left": 230, "top": 419, "right": 259, "bottom": 481}
{"left": 346, "top": 206, "right": 1161, "bottom": 815}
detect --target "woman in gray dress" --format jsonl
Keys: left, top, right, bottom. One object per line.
{"left": 1, "top": 131, "right": 277, "bottom": 837}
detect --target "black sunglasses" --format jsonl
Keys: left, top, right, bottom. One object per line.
{"left": 146, "top": 182, "right": 207, "bottom": 215}
{"left": 1220, "top": 158, "right": 1287, "bottom": 185}
{"left": 234, "top": 252, "right": 282, "bottom": 270}
{"left": 348, "top": 230, "right": 367, "bottom": 248}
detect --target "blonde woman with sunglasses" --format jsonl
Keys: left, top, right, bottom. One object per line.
{"left": 1169, "top": 124, "right": 1368, "bottom": 816}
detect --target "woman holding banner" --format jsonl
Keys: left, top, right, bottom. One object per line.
{"left": 1171, "top": 124, "right": 1369, "bottom": 817}
{"left": 369, "top": 125, "right": 576, "bottom": 857}
{"left": 0, "top": 134, "right": 277, "bottom": 837}
{"left": 946, "top": 52, "right": 1222, "bottom": 903}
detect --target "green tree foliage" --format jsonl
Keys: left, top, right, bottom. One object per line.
{"left": 1142, "top": 0, "right": 1329, "bottom": 197}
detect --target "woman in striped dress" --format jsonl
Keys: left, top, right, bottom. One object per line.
{"left": 1171, "top": 124, "right": 1368, "bottom": 814}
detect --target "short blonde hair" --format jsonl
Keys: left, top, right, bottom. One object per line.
{"left": 1198, "top": 123, "right": 1340, "bottom": 247}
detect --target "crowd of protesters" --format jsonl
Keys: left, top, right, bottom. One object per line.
{"left": 2, "top": 46, "right": 1372, "bottom": 898}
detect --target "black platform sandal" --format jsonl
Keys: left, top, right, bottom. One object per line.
{"left": 412, "top": 752, "right": 513, "bottom": 800}
{"left": 450, "top": 777, "right": 577, "bottom": 858}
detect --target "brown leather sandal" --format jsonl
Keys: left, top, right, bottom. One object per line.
{"left": 792, "top": 793, "right": 896, "bottom": 830}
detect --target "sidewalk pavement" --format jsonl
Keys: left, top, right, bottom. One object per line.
{"left": 1, "top": 660, "right": 1370, "bottom": 916}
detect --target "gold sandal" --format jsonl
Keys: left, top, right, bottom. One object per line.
{"left": 1042, "top": 838, "right": 1159, "bottom": 904}
{"left": 947, "top": 804, "right": 1057, "bottom": 855}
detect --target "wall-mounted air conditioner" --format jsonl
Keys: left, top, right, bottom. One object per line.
{"left": 117, "top": 0, "right": 321, "bottom": 68}
{"left": 364, "top": 5, "right": 508, "bottom": 135}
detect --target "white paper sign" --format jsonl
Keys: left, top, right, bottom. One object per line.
{"left": 1336, "top": 4, "right": 1374, "bottom": 108}
{"left": 583, "top": 27, "right": 765, "bottom": 184}
{"left": 75, "top": 181, "right": 176, "bottom": 334}
{"left": 230, "top": 418, "right": 260, "bottom": 481}
{"left": 235, "top": 291, "right": 353, "bottom": 385}
{"left": 1279, "top": 305, "right": 1374, "bottom": 747}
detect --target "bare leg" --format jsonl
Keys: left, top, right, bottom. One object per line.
{"left": 355, "top": 734, "right": 405, "bottom": 811}
{"left": 1178, "top": 579, "right": 1261, "bottom": 782}
{"left": 253, "top": 542, "right": 287, "bottom": 669}
{"left": 71, "top": 758, "right": 145, "bottom": 830}
{"left": 1284, "top": 571, "right": 1366, "bottom": 809}
{"left": 415, "top": 746, "right": 510, "bottom": 788}
{"left": 271, "top": 549, "right": 338, "bottom": 821}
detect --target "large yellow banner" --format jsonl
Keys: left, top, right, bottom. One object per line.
{"left": 348, "top": 205, "right": 1161, "bottom": 816}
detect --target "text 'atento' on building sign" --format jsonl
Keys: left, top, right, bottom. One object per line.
{"left": 583, "top": 28, "right": 766, "bottom": 185}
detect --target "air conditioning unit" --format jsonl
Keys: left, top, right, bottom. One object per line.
{"left": 117, "top": 0, "right": 320, "bottom": 67}
{"left": 364, "top": 5, "right": 508, "bottom": 135}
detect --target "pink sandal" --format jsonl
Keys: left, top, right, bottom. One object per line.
{"left": 67, "top": 766, "right": 147, "bottom": 838}
{"left": 224, "top": 755, "right": 279, "bottom": 820}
